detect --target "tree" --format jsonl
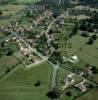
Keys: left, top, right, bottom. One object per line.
{"left": 79, "top": 21, "right": 87, "bottom": 31}
{"left": 87, "top": 38, "right": 94, "bottom": 45}
{"left": 49, "top": 51, "right": 63, "bottom": 64}
{"left": 0, "top": 41, "right": 5, "bottom": 47}
{"left": 71, "top": 21, "right": 79, "bottom": 36}
{"left": 88, "top": 25, "right": 94, "bottom": 32}
{"left": 5, "top": 68, "right": 10, "bottom": 73}
{"left": 91, "top": 35, "right": 97, "bottom": 40}
{"left": 0, "top": 10, "right": 2, "bottom": 15}
{"left": 34, "top": 80, "right": 41, "bottom": 87}
{"left": 26, "top": 10, "right": 30, "bottom": 17}
{"left": 0, "top": 0, "right": 15, "bottom": 4}
{"left": 91, "top": 66, "right": 98, "bottom": 74}
{"left": 88, "top": 84, "right": 94, "bottom": 89}
{"left": 51, "top": 41, "right": 59, "bottom": 49}
{"left": 66, "top": 91, "right": 72, "bottom": 97}
{"left": 81, "top": 32, "right": 88, "bottom": 37}
{"left": 6, "top": 48, "right": 13, "bottom": 56}
{"left": 46, "top": 90, "right": 60, "bottom": 99}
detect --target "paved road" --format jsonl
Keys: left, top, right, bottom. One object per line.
{"left": 47, "top": 61, "right": 59, "bottom": 88}
{"left": 15, "top": 33, "right": 59, "bottom": 88}
{"left": 45, "top": 13, "right": 66, "bottom": 37}
{"left": 13, "top": 12, "right": 73, "bottom": 89}
{"left": 8, "top": 10, "right": 98, "bottom": 90}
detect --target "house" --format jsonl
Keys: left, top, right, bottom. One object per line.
{"left": 69, "top": 55, "right": 79, "bottom": 63}
{"left": 61, "top": 73, "right": 75, "bottom": 90}
{"left": 16, "top": 39, "right": 20, "bottom": 43}
{"left": 12, "top": 37, "right": 17, "bottom": 40}
{"left": 63, "top": 73, "right": 75, "bottom": 86}
{"left": 80, "top": 68, "right": 92, "bottom": 77}
{"left": 20, "top": 47, "right": 31, "bottom": 56}
{"left": 75, "top": 81, "right": 87, "bottom": 92}
{"left": 5, "top": 39, "right": 9, "bottom": 42}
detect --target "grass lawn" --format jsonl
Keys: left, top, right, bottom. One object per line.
{"left": 0, "top": 62, "right": 51, "bottom": 100}
{"left": 77, "top": 88, "right": 98, "bottom": 100}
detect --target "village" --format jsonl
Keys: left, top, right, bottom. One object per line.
{"left": 0, "top": 0, "right": 98, "bottom": 100}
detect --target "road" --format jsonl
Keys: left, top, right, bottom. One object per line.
{"left": 45, "top": 13, "right": 66, "bottom": 37}
{"left": 47, "top": 61, "right": 59, "bottom": 88}
{"left": 13, "top": 13, "right": 66, "bottom": 89}
{"left": 6, "top": 10, "right": 98, "bottom": 91}
{"left": 15, "top": 33, "right": 59, "bottom": 88}
{"left": 11, "top": 12, "right": 74, "bottom": 89}
{"left": 0, "top": 4, "right": 62, "bottom": 92}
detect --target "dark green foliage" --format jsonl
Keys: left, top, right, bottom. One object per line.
{"left": 0, "top": 0, "right": 15, "bottom": 4}
{"left": 0, "top": 10, "right": 3, "bottom": 15}
{"left": 34, "top": 80, "right": 41, "bottom": 87}
{"left": 6, "top": 48, "right": 13, "bottom": 56}
{"left": 87, "top": 38, "right": 94, "bottom": 45}
{"left": 91, "top": 66, "right": 98, "bottom": 74}
{"left": 79, "top": 13, "right": 98, "bottom": 32}
{"left": 46, "top": 90, "right": 60, "bottom": 99}
{"left": 91, "top": 35, "right": 97, "bottom": 40}
{"left": 5, "top": 67, "right": 11, "bottom": 73}
{"left": 49, "top": 51, "right": 63, "bottom": 64}
{"left": 65, "top": 91, "right": 72, "bottom": 97}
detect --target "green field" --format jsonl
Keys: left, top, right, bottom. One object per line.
{"left": 0, "top": 19, "right": 9, "bottom": 26}
{"left": 0, "top": 32, "right": 5, "bottom": 38}
{"left": 16, "top": 0, "right": 40, "bottom": 4}
{"left": 0, "top": 62, "right": 51, "bottom": 100}
{"left": 59, "top": 35, "right": 89, "bottom": 57}
{"left": 60, "top": 34, "right": 98, "bottom": 67}
{"left": 0, "top": 55, "right": 19, "bottom": 71}
{"left": 0, "top": 54, "right": 20, "bottom": 79}
{"left": 76, "top": 38, "right": 98, "bottom": 67}
{"left": 77, "top": 89, "right": 98, "bottom": 100}
{"left": 0, "top": 5, "right": 25, "bottom": 15}
{"left": 0, "top": 4, "right": 25, "bottom": 26}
